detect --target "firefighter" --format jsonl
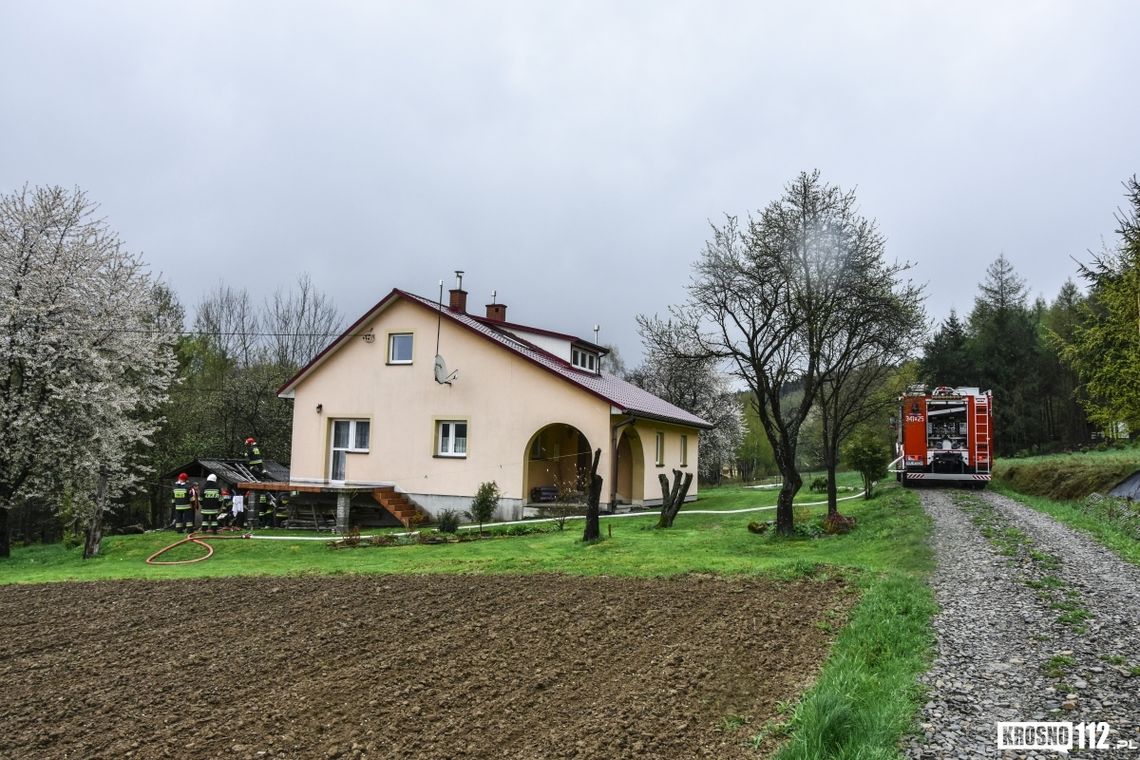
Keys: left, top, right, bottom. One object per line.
{"left": 244, "top": 437, "right": 265, "bottom": 479}
{"left": 199, "top": 474, "right": 222, "bottom": 534}
{"left": 171, "top": 473, "right": 194, "bottom": 533}
{"left": 218, "top": 488, "right": 235, "bottom": 529}
{"left": 273, "top": 493, "right": 291, "bottom": 528}
{"left": 257, "top": 491, "right": 275, "bottom": 528}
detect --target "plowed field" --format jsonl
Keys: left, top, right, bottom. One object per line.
{"left": 0, "top": 573, "right": 852, "bottom": 759}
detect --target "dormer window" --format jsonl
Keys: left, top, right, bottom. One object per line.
{"left": 572, "top": 346, "right": 598, "bottom": 373}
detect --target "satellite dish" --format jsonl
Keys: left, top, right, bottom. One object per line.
{"left": 434, "top": 354, "right": 458, "bottom": 385}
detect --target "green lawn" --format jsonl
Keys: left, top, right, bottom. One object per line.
{"left": 0, "top": 475, "right": 876, "bottom": 584}
{"left": 0, "top": 475, "right": 934, "bottom": 759}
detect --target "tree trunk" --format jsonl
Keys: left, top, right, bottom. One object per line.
{"left": 83, "top": 471, "right": 109, "bottom": 560}
{"left": 582, "top": 449, "right": 603, "bottom": 542}
{"left": 657, "top": 469, "right": 694, "bottom": 528}
{"left": 825, "top": 459, "right": 838, "bottom": 516}
{"left": 775, "top": 469, "right": 801, "bottom": 536}
{"left": 773, "top": 436, "right": 801, "bottom": 535}
{"left": 0, "top": 507, "right": 9, "bottom": 558}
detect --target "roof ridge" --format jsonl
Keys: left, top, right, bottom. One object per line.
{"left": 282, "top": 288, "right": 711, "bottom": 429}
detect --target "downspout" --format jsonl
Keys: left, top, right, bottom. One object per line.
{"left": 610, "top": 415, "right": 636, "bottom": 510}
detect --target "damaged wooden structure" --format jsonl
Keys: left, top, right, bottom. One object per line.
{"left": 166, "top": 459, "right": 427, "bottom": 532}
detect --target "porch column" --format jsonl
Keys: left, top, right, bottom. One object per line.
{"left": 336, "top": 492, "right": 351, "bottom": 533}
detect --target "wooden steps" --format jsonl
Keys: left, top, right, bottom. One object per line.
{"left": 372, "top": 487, "right": 428, "bottom": 528}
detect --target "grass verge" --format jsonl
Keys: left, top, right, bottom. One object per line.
{"left": 990, "top": 483, "right": 1140, "bottom": 567}
{"left": 766, "top": 486, "right": 935, "bottom": 760}
{"left": 993, "top": 448, "right": 1140, "bottom": 501}
{"left": 773, "top": 572, "right": 935, "bottom": 760}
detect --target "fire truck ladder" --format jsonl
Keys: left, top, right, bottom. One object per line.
{"left": 974, "top": 394, "right": 991, "bottom": 474}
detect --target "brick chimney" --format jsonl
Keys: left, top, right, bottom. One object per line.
{"left": 486, "top": 302, "right": 507, "bottom": 322}
{"left": 448, "top": 288, "right": 467, "bottom": 313}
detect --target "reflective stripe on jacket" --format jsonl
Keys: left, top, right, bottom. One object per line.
{"left": 200, "top": 486, "right": 222, "bottom": 514}
{"left": 172, "top": 485, "right": 192, "bottom": 509}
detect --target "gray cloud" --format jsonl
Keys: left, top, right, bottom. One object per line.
{"left": 2, "top": 1, "right": 1137, "bottom": 360}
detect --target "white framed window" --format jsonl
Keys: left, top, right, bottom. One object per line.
{"left": 655, "top": 432, "right": 665, "bottom": 466}
{"left": 571, "top": 347, "right": 597, "bottom": 372}
{"left": 330, "top": 419, "right": 370, "bottom": 481}
{"left": 437, "top": 420, "right": 468, "bottom": 457}
{"left": 388, "top": 332, "right": 413, "bottom": 364}
{"left": 680, "top": 435, "right": 688, "bottom": 467}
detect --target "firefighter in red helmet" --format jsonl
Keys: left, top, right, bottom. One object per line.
{"left": 244, "top": 436, "right": 265, "bottom": 479}
{"left": 171, "top": 473, "right": 196, "bottom": 533}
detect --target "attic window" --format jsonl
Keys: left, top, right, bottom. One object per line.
{"left": 388, "top": 333, "right": 413, "bottom": 364}
{"left": 572, "top": 347, "right": 598, "bottom": 372}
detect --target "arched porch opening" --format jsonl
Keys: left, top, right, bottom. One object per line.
{"left": 615, "top": 427, "right": 645, "bottom": 506}
{"left": 523, "top": 423, "right": 592, "bottom": 504}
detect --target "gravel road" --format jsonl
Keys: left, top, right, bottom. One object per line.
{"left": 906, "top": 488, "right": 1140, "bottom": 759}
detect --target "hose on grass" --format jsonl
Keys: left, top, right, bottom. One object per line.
{"left": 145, "top": 489, "right": 870, "bottom": 561}
{"left": 145, "top": 532, "right": 252, "bottom": 565}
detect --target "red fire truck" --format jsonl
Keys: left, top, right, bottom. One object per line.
{"left": 894, "top": 384, "right": 993, "bottom": 488}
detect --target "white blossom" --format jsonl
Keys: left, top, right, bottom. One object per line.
{"left": 0, "top": 186, "right": 177, "bottom": 551}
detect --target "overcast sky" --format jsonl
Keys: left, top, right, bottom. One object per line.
{"left": 2, "top": 2, "right": 1138, "bottom": 364}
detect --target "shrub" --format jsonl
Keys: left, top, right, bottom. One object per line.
{"left": 1080, "top": 494, "right": 1140, "bottom": 539}
{"left": 842, "top": 428, "right": 890, "bottom": 499}
{"left": 809, "top": 476, "right": 828, "bottom": 493}
{"left": 822, "top": 513, "right": 857, "bottom": 534}
{"left": 436, "top": 509, "right": 461, "bottom": 534}
{"left": 465, "top": 481, "right": 501, "bottom": 534}
{"left": 793, "top": 521, "right": 824, "bottom": 539}
{"left": 538, "top": 502, "right": 581, "bottom": 530}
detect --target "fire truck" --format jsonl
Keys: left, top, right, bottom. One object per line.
{"left": 894, "top": 384, "right": 993, "bottom": 488}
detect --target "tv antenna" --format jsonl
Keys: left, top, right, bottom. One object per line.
{"left": 434, "top": 276, "right": 459, "bottom": 385}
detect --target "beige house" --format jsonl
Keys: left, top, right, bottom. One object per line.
{"left": 278, "top": 283, "right": 711, "bottom": 525}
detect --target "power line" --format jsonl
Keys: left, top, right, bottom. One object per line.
{"left": 67, "top": 327, "right": 357, "bottom": 339}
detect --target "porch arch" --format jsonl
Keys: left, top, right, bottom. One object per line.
{"left": 615, "top": 427, "right": 645, "bottom": 506}
{"left": 522, "top": 423, "right": 592, "bottom": 503}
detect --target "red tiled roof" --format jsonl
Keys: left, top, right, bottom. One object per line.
{"left": 468, "top": 315, "right": 609, "bottom": 354}
{"left": 400, "top": 292, "right": 712, "bottom": 429}
{"left": 279, "top": 288, "right": 712, "bottom": 430}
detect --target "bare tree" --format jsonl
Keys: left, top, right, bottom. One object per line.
{"left": 0, "top": 186, "right": 178, "bottom": 557}
{"left": 640, "top": 171, "right": 888, "bottom": 535}
{"left": 581, "top": 449, "right": 604, "bottom": 542}
{"left": 265, "top": 273, "right": 343, "bottom": 368}
{"left": 815, "top": 251, "right": 925, "bottom": 514}
{"left": 599, "top": 343, "right": 628, "bottom": 378}
{"left": 626, "top": 351, "right": 743, "bottom": 483}
{"left": 195, "top": 285, "right": 262, "bottom": 366}
{"left": 657, "top": 469, "right": 694, "bottom": 528}
{"left": 184, "top": 275, "right": 342, "bottom": 461}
